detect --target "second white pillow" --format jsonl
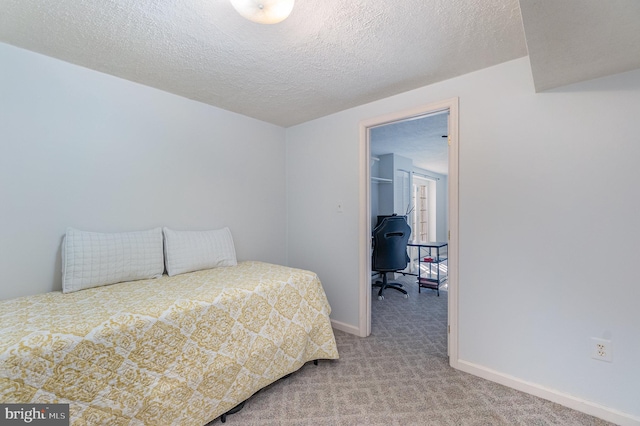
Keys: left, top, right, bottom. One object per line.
{"left": 163, "top": 227, "right": 237, "bottom": 276}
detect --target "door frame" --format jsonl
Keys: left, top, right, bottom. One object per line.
{"left": 358, "top": 97, "right": 459, "bottom": 367}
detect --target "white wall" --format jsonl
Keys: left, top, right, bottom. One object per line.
{"left": 286, "top": 118, "right": 362, "bottom": 329}
{"left": 285, "top": 57, "right": 640, "bottom": 420}
{"left": 370, "top": 159, "right": 381, "bottom": 226}
{"left": 392, "top": 154, "right": 413, "bottom": 215}
{"left": 375, "top": 153, "right": 413, "bottom": 217}
{"left": 0, "top": 43, "right": 287, "bottom": 300}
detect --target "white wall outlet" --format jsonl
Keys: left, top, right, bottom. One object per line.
{"left": 591, "top": 337, "right": 613, "bottom": 362}
{"left": 337, "top": 203, "right": 344, "bottom": 213}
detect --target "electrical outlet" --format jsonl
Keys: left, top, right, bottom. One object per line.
{"left": 591, "top": 337, "right": 613, "bottom": 362}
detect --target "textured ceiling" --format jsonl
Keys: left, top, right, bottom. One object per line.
{"left": 1, "top": 1, "right": 638, "bottom": 127}
{"left": 0, "top": 0, "right": 528, "bottom": 127}
{"left": 371, "top": 112, "right": 449, "bottom": 175}
{"left": 520, "top": 0, "right": 640, "bottom": 92}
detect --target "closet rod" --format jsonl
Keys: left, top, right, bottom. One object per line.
{"left": 397, "top": 168, "right": 440, "bottom": 181}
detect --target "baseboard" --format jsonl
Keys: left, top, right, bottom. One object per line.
{"left": 330, "top": 319, "right": 362, "bottom": 336}
{"left": 456, "top": 360, "right": 640, "bottom": 426}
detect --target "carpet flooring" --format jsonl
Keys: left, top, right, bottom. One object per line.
{"left": 212, "top": 274, "right": 613, "bottom": 425}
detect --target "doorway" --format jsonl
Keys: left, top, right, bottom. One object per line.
{"left": 358, "top": 98, "right": 459, "bottom": 366}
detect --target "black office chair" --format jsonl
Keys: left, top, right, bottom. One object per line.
{"left": 372, "top": 215, "right": 411, "bottom": 300}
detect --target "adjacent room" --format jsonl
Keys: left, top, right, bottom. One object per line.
{"left": 369, "top": 111, "right": 450, "bottom": 301}
{"left": 1, "top": 0, "right": 639, "bottom": 425}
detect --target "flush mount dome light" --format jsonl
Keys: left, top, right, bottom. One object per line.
{"left": 230, "top": 0, "right": 294, "bottom": 24}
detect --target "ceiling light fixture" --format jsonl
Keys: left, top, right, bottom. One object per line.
{"left": 230, "top": 0, "right": 294, "bottom": 24}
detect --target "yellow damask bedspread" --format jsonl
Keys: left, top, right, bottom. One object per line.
{"left": 0, "top": 261, "right": 339, "bottom": 425}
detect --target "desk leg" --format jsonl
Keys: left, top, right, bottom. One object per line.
{"left": 417, "top": 246, "right": 422, "bottom": 293}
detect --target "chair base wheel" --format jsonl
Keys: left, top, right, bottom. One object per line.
{"left": 404, "top": 294, "right": 408, "bottom": 299}
{"left": 373, "top": 272, "right": 408, "bottom": 301}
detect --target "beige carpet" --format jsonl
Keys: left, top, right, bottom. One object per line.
{"left": 211, "top": 275, "right": 613, "bottom": 425}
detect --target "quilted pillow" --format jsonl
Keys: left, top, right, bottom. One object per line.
{"left": 163, "top": 227, "right": 237, "bottom": 276}
{"left": 62, "top": 227, "right": 164, "bottom": 293}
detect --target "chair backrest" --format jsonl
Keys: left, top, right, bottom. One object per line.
{"left": 372, "top": 215, "right": 411, "bottom": 272}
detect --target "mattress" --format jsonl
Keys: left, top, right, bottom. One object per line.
{"left": 0, "top": 261, "right": 339, "bottom": 425}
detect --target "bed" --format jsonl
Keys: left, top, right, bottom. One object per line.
{"left": 0, "top": 227, "right": 339, "bottom": 425}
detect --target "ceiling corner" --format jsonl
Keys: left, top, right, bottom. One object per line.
{"left": 519, "top": 0, "right": 640, "bottom": 92}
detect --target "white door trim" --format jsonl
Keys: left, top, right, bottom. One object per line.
{"left": 358, "top": 97, "right": 459, "bottom": 367}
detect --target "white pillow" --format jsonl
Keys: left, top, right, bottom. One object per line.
{"left": 62, "top": 227, "right": 164, "bottom": 293}
{"left": 163, "top": 227, "right": 237, "bottom": 276}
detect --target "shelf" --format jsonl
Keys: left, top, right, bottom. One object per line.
{"left": 418, "top": 278, "right": 445, "bottom": 293}
{"left": 420, "top": 257, "right": 447, "bottom": 264}
{"left": 418, "top": 275, "right": 448, "bottom": 284}
{"left": 371, "top": 176, "right": 392, "bottom": 183}
{"left": 409, "top": 243, "right": 448, "bottom": 296}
